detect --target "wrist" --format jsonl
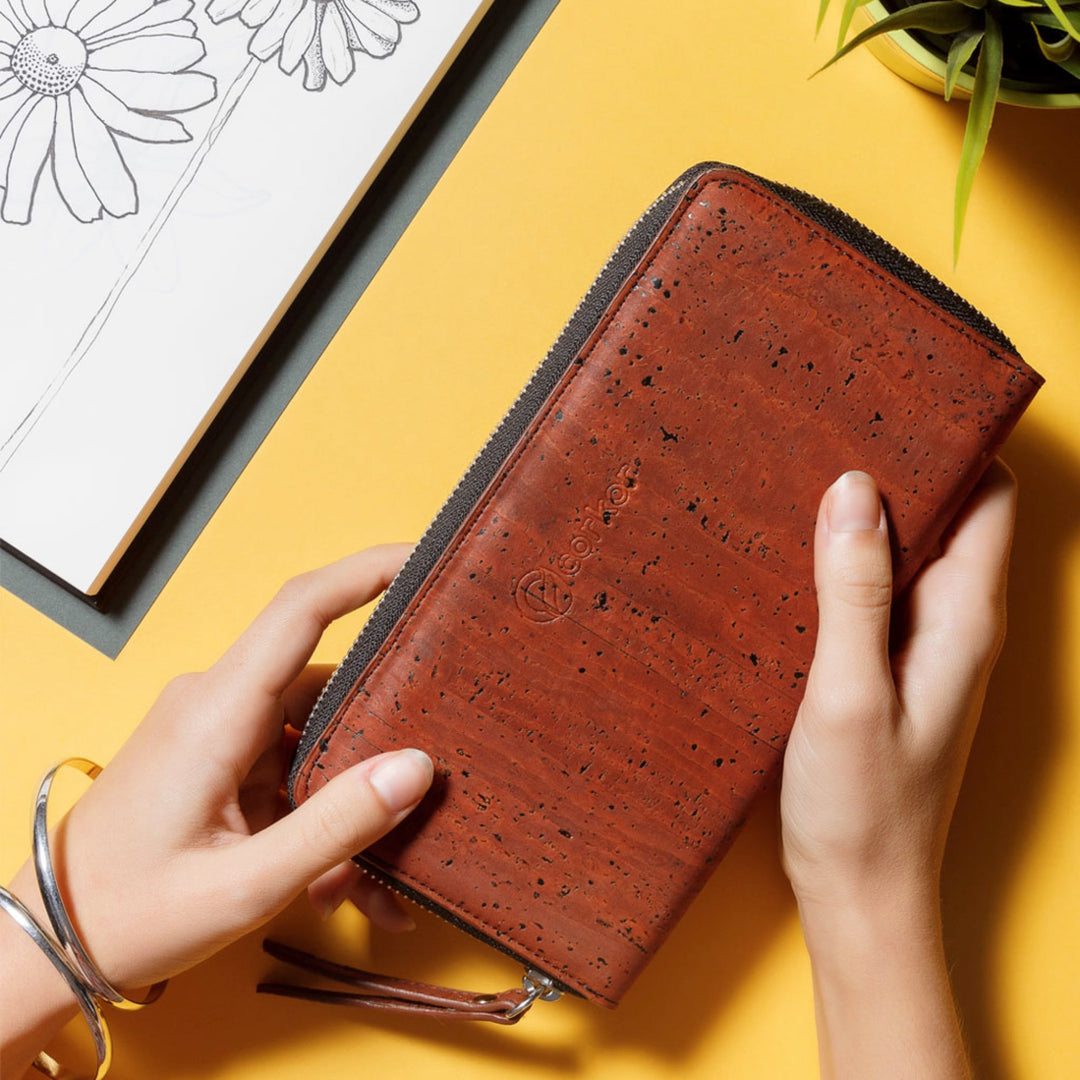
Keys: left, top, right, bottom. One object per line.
{"left": 800, "top": 905, "right": 947, "bottom": 1000}
{"left": 795, "top": 877, "right": 943, "bottom": 965}
{"left": 795, "top": 886, "right": 970, "bottom": 1079}
{"left": 1, "top": 863, "right": 81, "bottom": 1075}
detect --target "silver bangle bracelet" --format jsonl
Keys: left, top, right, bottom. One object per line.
{"left": 0, "top": 885, "right": 112, "bottom": 1080}
{"left": 33, "top": 757, "right": 167, "bottom": 1011}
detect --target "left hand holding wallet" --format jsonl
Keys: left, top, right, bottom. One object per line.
{"left": 0, "top": 545, "right": 431, "bottom": 1077}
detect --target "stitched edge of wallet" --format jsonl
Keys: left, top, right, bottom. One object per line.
{"left": 291, "top": 168, "right": 1038, "bottom": 1005}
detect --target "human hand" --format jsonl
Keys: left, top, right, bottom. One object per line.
{"left": 781, "top": 462, "right": 1016, "bottom": 917}
{"left": 780, "top": 462, "right": 1016, "bottom": 1079}
{"left": 6, "top": 546, "right": 433, "bottom": 996}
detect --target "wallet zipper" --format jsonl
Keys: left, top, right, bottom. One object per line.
{"left": 354, "top": 859, "right": 564, "bottom": 1008}
{"left": 297, "top": 165, "right": 704, "bottom": 751}
{"left": 292, "top": 161, "right": 1016, "bottom": 991}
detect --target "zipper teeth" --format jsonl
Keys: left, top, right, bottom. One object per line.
{"left": 750, "top": 175, "right": 1013, "bottom": 353}
{"left": 354, "top": 861, "right": 572, "bottom": 994}
{"left": 305, "top": 174, "right": 694, "bottom": 725}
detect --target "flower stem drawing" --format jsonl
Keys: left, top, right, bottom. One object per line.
{"left": 0, "top": 53, "right": 259, "bottom": 470}
{"left": 0, "top": 0, "right": 421, "bottom": 473}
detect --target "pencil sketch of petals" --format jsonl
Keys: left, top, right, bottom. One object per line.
{"left": 320, "top": 2, "right": 352, "bottom": 84}
{"left": 339, "top": 0, "right": 416, "bottom": 56}
{"left": 249, "top": 0, "right": 304, "bottom": 62}
{"left": 207, "top": 0, "right": 418, "bottom": 92}
{"left": 277, "top": 2, "right": 315, "bottom": 71}
{"left": 2, "top": 95, "right": 55, "bottom": 222}
{"left": 238, "top": 0, "right": 278, "bottom": 30}
{"left": 0, "top": 0, "right": 217, "bottom": 224}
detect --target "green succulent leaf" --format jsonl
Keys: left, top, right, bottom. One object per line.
{"left": 1053, "top": 51, "right": 1080, "bottom": 75}
{"left": 954, "top": 8, "right": 1003, "bottom": 262}
{"left": 1048, "top": 4, "right": 1080, "bottom": 33}
{"left": 818, "top": 1, "right": 980, "bottom": 74}
{"left": 1045, "top": 0, "right": 1080, "bottom": 40}
{"left": 1022, "top": 10, "right": 1079, "bottom": 24}
{"left": 817, "top": 0, "right": 832, "bottom": 35}
{"left": 837, "top": 0, "right": 874, "bottom": 49}
{"left": 955, "top": 0, "right": 988, "bottom": 8}
{"left": 946, "top": 28, "right": 985, "bottom": 98}
{"left": 994, "top": 0, "right": 1041, "bottom": 8}
{"left": 1031, "top": 20, "right": 1077, "bottom": 59}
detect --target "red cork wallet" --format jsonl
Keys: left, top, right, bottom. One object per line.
{"left": 269, "top": 163, "right": 1042, "bottom": 1019}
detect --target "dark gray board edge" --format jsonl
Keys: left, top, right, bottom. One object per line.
{"left": 0, "top": 0, "right": 564, "bottom": 659}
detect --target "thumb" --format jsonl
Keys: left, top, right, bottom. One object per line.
{"left": 239, "top": 749, "right": 433, "bottom": 906}
{"left": 805, "top": 471, "right": 895, "bottom": 714}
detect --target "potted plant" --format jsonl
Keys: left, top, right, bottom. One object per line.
{"left": 818, "top": 0, "right": 1080, "bottom": 259}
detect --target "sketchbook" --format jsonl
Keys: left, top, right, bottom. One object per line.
{"left": 0, "top": 0, "right": 494, "bottom": 598}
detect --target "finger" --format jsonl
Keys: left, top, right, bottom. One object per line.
{"left": 307, "top": 861, "right": 363, "bottom": 918}
{"left": 307, "top": 862, "right": 416, "bottom": 932}
{"left": 893, "top": 459, "right": 1018, "bottom": 722}
{"left": 359, "top": 883, "right": 418, "bottom": 933}
{"left": 203, "top": 545, "right": 412, "bottom": 761}
{"left": 215, "top": 545, "right": 411, "bottom": 701}
{"left": 916, "top": 459, "right": 1017, "bottom": 622}
{"left": 234, "top": 749, "right": 433, "bottom": 912}
{"left": 803, "top": 471, "right": 896, "bottom": 723}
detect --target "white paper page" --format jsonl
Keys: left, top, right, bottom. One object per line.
{"left": 0, "top": 0, "right": 491, "bottom": 594}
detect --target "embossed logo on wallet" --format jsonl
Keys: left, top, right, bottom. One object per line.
{"left": 514, "top": 461, "right": 639, "bottom": 623}
{"left": 514, "top": 569, "right": 573, "bottom": 623}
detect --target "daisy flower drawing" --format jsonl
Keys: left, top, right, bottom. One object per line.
{"left": 0, "top": 0, "right": 216, "bottom": 225}
{"left": 206, "top": 0, "right": 418, "bottom": 91}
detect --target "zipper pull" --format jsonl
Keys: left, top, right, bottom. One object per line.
{"left": 503, "top": 967, "right": 562, "bottom": 1019}
{"left": 258, "top": 939, "right": 561, "bottom": 1024}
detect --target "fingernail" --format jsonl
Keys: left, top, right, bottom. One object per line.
{"left": 828, "top": 471, "right": 883, "bottom": 533}
{"left": 369, "top": 749, "right": 433, "bottom": 814}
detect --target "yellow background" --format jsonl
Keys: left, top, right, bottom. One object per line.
{"left": 3, "top": 2, "right": 1078, "bottom": 1076}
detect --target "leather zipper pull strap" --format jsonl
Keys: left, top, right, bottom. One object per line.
{"left": 257, "top": 939, "right": 561, "bottom": 1024}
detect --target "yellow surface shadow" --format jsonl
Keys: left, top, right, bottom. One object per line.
{"left": 944, "top": 421, "right": 1080, "bottom": 1080}
{"left": 108, "top": 795, "right": 797, "bottom": 1077}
